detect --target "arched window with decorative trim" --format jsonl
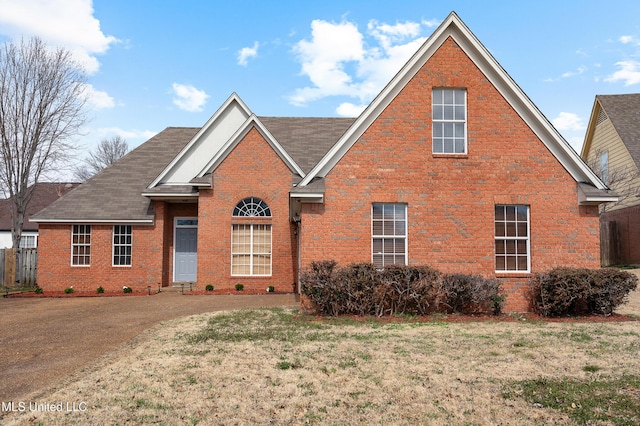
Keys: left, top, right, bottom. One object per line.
{"left": 231, "top": 197, "right": 272, "bottom": 276}
{"left": 232, "top": 197, "right": 272, "bottom": 217}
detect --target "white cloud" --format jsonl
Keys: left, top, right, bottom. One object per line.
{"left": 336, "top": 102, "right": 366, "bottom": 117}
{"left": 0, "top": 0, "right": 119, "bottom": 74}
{"left": 98, "top": 127, "right": 157, "bottom": 141}
{"left": 605, "top": 60, "right": 640, "bottom": 86}
{"left": 288, "top": 18, "right": 433, "bottom": 107}
{"left": 620, "top": 35, "right": 640, "bottom": 46}
{"left": 171, "top": 83, "right": 209, "bottom": 112}
{"left": 237, "top": 41, "right": 259, "bottom": 66}
{"left": 552, "top": 112, "right": 586, "bottom": 132}
{"left": 82, "top": 84, "right": 114, "bottom": 109}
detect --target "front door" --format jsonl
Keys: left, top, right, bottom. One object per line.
{"left": 174, "top": 218, "right": 198, "bottom": 282}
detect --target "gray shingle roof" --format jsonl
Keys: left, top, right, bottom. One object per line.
{"left": 31, "top": 117, "right": 353, "bottom": 222}
{"left": 597, "top": 94, "right": 640, "bottom": 170}
{"left": 31, "top": 127, "right": 199, "bottom": 222}
{"left": 0, "top": 182, "right": 79, "bottom": 230}
{"left": 258, "top": 117, "right": 355, "bottom": 174}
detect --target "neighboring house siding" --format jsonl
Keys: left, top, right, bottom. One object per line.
{"left": 299, "top": 37, "right": 600, "bottom": 312}
{"left": 586, "top": 116, "right": 640, "bottom": 212}
{"left": 197, "top": 127, "right": 297, "bottom": 292}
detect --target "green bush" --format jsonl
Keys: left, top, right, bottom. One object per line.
{"left": 64, "top": 287, "right": 74, "bottom": 294}
{"left": 235, "top": 283, "right": 244, "bottom": 291}
{"left": 34, "top": 286, "right": 43, "bottom": 294}
{"left": 96, "top": 286, "right": 104, "bottom": 294}
{"left": 530, "top": 267, "right": 638, "bottom": 317}
{"left": 300, "top": 261, "right": 503, "bottom": 316}
{"left": 123, "top": 286, "right": 133, "bottom": 294}
{"left": 205, "top": 284, "right": 214, "bottom": 291}
{"left": 267, "top": 285, "right": 275, "bottom": 292}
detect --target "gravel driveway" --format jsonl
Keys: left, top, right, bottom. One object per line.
{"left": 0, "top": 291, "right": 298, "bottom": 400}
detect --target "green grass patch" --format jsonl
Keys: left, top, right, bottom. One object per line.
{"left": 503, "top": 375, "right": 640, "bottom": 426}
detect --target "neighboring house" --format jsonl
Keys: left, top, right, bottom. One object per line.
{"left": 0, "top": 182, "right": 79, "bottom": 248}
{"left": 31, "top": 13, "right": 614, "bottom": 312}
{"left": 581, "top": 94, "right": 640, "bottom": 265}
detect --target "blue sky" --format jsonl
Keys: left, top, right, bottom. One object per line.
{"left": 1, "top": 0, "right": 640, "bottom": 167}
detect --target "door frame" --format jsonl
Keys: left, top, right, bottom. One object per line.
{"left": 173, "top": 217, "right": 198, "bottom": 282}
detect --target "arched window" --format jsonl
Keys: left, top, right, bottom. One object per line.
{"left": 233, "top": 197, "right": 271, "bottom": 217}
{"left": 231, "top": 197, "right": 272, "bottom": 276}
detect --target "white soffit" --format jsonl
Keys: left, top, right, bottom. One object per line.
{"left": 149, "top": 93, "right": 252, "bottom": 187}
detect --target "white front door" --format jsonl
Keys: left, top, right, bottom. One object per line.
{"left": 174, "top": 218, "right": 198, "bottom": 282}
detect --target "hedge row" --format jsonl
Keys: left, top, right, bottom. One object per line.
{"left": 530, "top": 267, "right": 638, "bottom": 317}
{"left": 300, "top": 261, "right": 504, "bottom": 316}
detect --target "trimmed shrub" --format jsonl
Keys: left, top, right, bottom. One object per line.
{"left": 64, "top": 287, "right": 74, "bottom": 294}
{"left": 440, "top": 273, "right": 503, "bottom": 315}
{"left": 96, "top": 286, "right": 104, "bottom": 294}
{"left": 530, "top": 267, "right": 638, "bottom": 317}
{"left": 123, "top": 286, "right": 133, "bottom": 294}
{"left": 235, "top": 283, "right": 244, "bottom": 291}
{"left": 300, "top": 261, "right": 503, "bottom": 316}
{"left": 205, "top": 284, "right": 214, "bottom": 292}
{"left": 34, "top": 286, "right": 43, "bottom": 294}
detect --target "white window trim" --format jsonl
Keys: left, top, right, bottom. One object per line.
{"left": 432, "top": 88, "right": 467, "bottom": 154}
{"left": 112, "top": 225, "right": 133, "bottom": 267}
{"left": 495, "top": 205, "right": 531, "bottom": 273}
{"left": 371, "top": 203, "right": 408, "bottom": 268}
{"left": 70, "top": 224, "right": 91, "bottom": 267}
{"left": 231, "top": 224, "right": 272, "bottom": 277}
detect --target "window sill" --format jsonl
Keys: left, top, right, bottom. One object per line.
{"left": 432, "top": 153, "right": 468, "bottom": 159}
{"left": 495, "top": 272, "right": 531, "bottom": 279}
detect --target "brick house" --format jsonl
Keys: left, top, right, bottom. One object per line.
{"left": 32, "top": 13, "right": 614, "bottom": 311}
{"left": 581, "top": 94, "right": 640, "bottom": 265}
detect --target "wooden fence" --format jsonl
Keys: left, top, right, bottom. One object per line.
{"left": 600, "top": 221, "right": 621, "bottom": 267}
{"left": 1, "top": 248, "right": 38, "bottom": 287}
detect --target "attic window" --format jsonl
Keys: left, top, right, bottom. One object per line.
{"left": 232, "top": 197, "right": 271, "bottom": 217}
{"left": 432, "top": 88, "right": 467, "bottom": 154}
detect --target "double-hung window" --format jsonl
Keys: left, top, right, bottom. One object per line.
{"left": 432, "top": 88, "right": 467, "bottom": 154}
{"left": 372, "top": 203, "right": 407, "bottom": 268}
{"left": 495, "top": 205, "right": 530, "bottom": 272}
{"left": 231, "top": 197, "right": 272, "bottom": 276}
{"left": 71, "top": 225, "right": 91, "bottom": 266}
{"left": 113, "top": 225, "right": 132, "bottom": 266}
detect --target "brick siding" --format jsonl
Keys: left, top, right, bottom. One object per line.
{"left": 298, "top": 38, "right": 600, "bottom": 312}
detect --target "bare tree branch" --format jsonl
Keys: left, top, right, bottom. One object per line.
{"left": 74, "top": 135, "right": 128, "bottom": 181}
{"left": 0, "top": 36, "right": 87, "bottom": 249}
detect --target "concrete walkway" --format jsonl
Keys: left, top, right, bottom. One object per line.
{"left": 0, "top": 292, "right": 298, "bottom": 400}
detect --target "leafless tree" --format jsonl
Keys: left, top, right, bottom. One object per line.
{"left": 74, "top": 136, "right": 129, "bottom": 181}
{"left": 0, "top": 37, "right": 87, "bottom": 249}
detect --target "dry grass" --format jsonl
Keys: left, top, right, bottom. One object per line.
{"left": 2, "top": 301, "right": 640, "bottom": 426}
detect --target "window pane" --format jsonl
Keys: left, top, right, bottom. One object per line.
{"left": 495, "top": 205, "right": 530, "bottom": 272}
{"left": 443, "top": 90, "right": 454, "bottom": 104}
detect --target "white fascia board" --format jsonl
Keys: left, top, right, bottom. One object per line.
{"left": 290, "top": 192, "right": 324, "bottom": 202}
{"left": 148, "top": 93, "right": 252, "bottom": 188}
{"left": 298, "top": 12, "right": 606, "bottom": 190}
{"left": 197, "top": 115, "right": 306, "bottom": 177}
{"left": 30, "top": 218, "right": 154, "bottom": 225}
{"left": 140, "top": 192, "right": 199, "bottom": 198}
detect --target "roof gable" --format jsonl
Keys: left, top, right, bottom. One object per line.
{"left": 149, "top": 93, "right": 252, "bottom": 187}
{"left": 198, "top": 115, "right": 305, "bottom": 177}
{"left": 582, "top": 94, "right": 640, "bottom": 171}
{"left": 298, "top": 11, "right": 605, "bottom": 190}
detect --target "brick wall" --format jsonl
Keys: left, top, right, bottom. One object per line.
{"left": 37, "top": 217, "right": 165, "bottom": 293}
{"left": 299, "top": 37, "right": 600, "bottom": 312}
{"left": 197, "top": 126, "right": 298, "bottom": 292}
